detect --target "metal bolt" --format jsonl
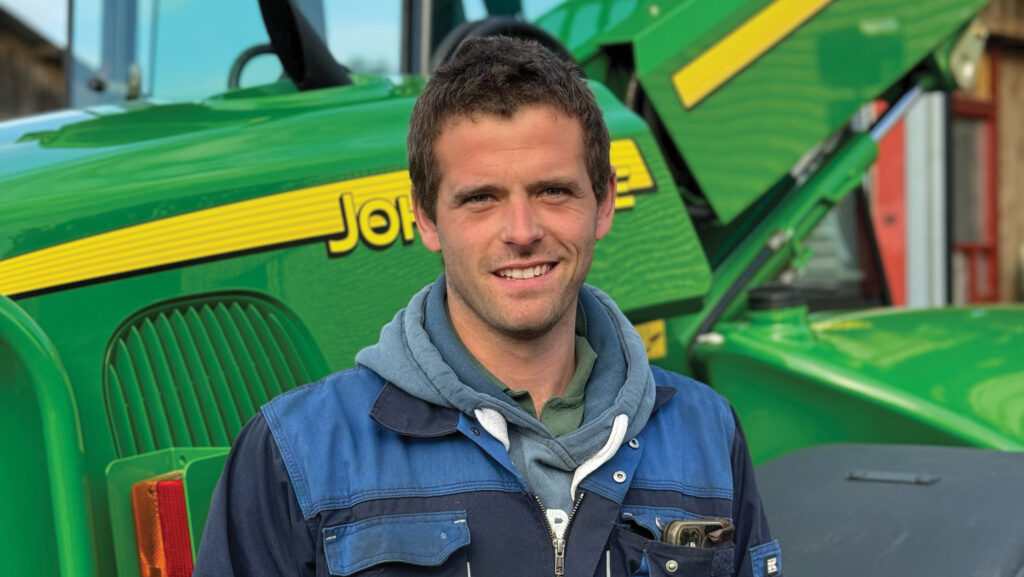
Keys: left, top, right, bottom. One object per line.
{"left": 613, "top": 470, "right": 627, "bottom": 483}
{"left": 628, "top": 438, "right": 640, "bottom": 449}
{"left": 665, "top": 560, "right": 679, "bottom": 573}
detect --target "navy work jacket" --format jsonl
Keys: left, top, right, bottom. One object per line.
{"left": 193, "top": 365, "right": 781, "bottom": 577}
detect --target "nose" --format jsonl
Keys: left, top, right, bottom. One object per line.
{"left": 500, "top": 195, "right": 543, "bottom": 248}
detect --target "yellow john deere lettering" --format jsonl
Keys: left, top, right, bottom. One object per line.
{"left": 611, "top": 139, "right": 655, "bottom": 210}
{"left": 0, "top": 139, "right": 655, "bottom": 298}
{"left": 673, "top": 0, "right": 833, "bottom": 109}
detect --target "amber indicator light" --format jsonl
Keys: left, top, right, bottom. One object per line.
{"left": 131, "top": 473, "right": 194, "bottom": 577}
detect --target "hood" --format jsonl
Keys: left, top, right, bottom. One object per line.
{"left": 356, "top": 275, "right": 657, "bottom": 465}
{"left": 0, "top": 76, "right": 421, "bottom": 262}
{"left": 703, "top": 304, "right": 1024, "bottom": 449}
{"left": 808, "top": 306, "right": 1024, "bottom": 442}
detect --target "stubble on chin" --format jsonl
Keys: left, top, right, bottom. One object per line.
{"left": 446, "top": 276, "right": 576, "bottom": 343}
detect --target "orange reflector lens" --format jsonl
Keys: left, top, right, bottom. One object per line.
{"left": 131, "top": 473, "right": 194, "bottom": 577}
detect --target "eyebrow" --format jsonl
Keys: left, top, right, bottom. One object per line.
{"left": 532, "top": 178, "right": 585, "bottom": 193}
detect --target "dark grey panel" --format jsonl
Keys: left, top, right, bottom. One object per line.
{"left": 756, "top": 444, "right": 1024, "bottom": 577}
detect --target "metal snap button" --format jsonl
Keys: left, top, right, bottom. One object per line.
{"left": 470, "top": 427, "right": 480, "bottom": 436}
{"left": 613, "top": 470, "right": 627, "bottom": 483}
{"left": 665, "top": 559, "right": 679, "bottom": 572}
{"left": 628, "top": 438, "right": 640, "bottom": 449}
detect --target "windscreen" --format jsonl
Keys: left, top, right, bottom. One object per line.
{"left": 68, "top": 0, "right": 570, "bottom": 106}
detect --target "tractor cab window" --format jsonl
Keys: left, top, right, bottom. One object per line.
{"left": 69, "top": 0, "right": 410, "bottom": 106}
{"left": 323, "top": 2, "right": 402, "bottom": 75}
{"left": 71, "top": 0, "right": 277, "bottom": 105}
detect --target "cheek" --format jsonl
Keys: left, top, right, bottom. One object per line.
{"left": 440, "top": 217, "right": 492, "bottom": 252}
{"left": 436, "top": 230, "right": 475, "bottom": 267}
{"left": 559, "top": 218, "right": 600, "bottom": 252}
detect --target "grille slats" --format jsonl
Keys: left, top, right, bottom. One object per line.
{"left": 213, "top": 303, "right": 267, "bottom": 409}
{"left": 245, "top": 305, "right": 296, "bottom": 393}
{"left": 230, "top": 303, "right": 277, "bottom": 404}
{"left": 185, "top": 307, "right": 245, "bottom": 436}
{"left": 200, "top": 305, "right": 256, "bottom": 421}
{"left": 140, "top": 318, "right": 193, "bottom": 447}
{"left": 126, "top": 326, "right": 176, "bottom": 449}
{"left": 105, "top": 366, "right": 138, "bottom": 457}
{"left": 104, "top": 296, "right": 323, "bottom": 457}
{"left": 155, "top": 313, "right": 211, "bottom": 446}
{"left": 169, "top": 309, "right": 232, "bottom": 446}
{"left": 113, "top": 340, "right": 157, "bottom": 454}
{"left": 267, "top": 311, "right": 312, "bottom": 381}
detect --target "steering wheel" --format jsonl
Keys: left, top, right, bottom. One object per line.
{"left": 228, "top": 44, "right": 279, "bottom": 90}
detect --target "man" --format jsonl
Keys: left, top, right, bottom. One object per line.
{"left": 194, "top": 36, "right": 779, "bottom": 577}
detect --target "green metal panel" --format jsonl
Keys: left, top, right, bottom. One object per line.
{"left": 536, "top": 0, "right": 988, "bottom": 224}
{"left": 0, "top": 76, "right": 421, "bottom": 259}
{"left": 0, "top": 295, "right": 97, "bottom": 577}
{"left": 104, "top": 294, "right": 327, "bottom": 457}
{"left": 633, "top": 0, "right": 987, "bottom": 224}
{"left": 693, "top": 305, "right": 1024, "bottom": 463}
{"left": 811, "top": 307, "right": 1024, "bottom": 442}
{"left": 705, "top": 353, "right": 981, "bottom": 464}
{"left": 0, "top": 334, "right": 60, "bottom": 577}
{"left": 105, "top": 447, "right": 229, "bottom": 577}
{"left": 182, "top": 452, "right": 230, "bottom": 558}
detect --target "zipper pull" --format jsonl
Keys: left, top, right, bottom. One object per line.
{"left": 553, "top": 537, "right": 566, "bottom": 576}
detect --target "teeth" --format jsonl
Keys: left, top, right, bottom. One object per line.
{"left": 498, "top": 264, "right": 551, "bottom": 280}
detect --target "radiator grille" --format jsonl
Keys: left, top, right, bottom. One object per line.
{"left": 105, "top": 296, "right": 324, "bottom": 457}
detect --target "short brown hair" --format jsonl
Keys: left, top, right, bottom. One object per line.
{"left": 407, "top": 36, "right": 611, "bottom": 222}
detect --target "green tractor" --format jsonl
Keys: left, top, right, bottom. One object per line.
{"left": 1, "top": 1, "right": 1019, "bottom": 576}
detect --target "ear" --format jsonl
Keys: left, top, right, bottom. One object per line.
{"left": 595, "top": 167, "right": 616, "bottom": 240}
{"left": 412, "top": 191, "right": 442, "bottom": 252}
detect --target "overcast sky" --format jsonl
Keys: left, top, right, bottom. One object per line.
{"left": 1, "top": 0, "right": 67, "bottom": 46}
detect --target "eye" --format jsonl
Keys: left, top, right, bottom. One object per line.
{"left": 462, "top": 193, "right": 493, "bottom": 205}
{"left": 541, "top": 187, "right": 568, "bottom": 197}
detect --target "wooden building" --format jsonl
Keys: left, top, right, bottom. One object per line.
{"left": 978, "top": 0, "right": 1024, "bottom": 301}
{"left": 0, "top": 6, "right": 65, "bottom": 121}
{"left": 869, "top": 0, "right": 1024, "bottom": 306}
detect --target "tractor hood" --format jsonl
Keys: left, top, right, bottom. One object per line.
{"left": 0, "top": 77, "right": 422, "bottom": 263}
{"left": 809, "top": 306, "right": 1024, "bottom": 442}
{"left": 699, "top": 305, "right": 1024, "bottom": 452}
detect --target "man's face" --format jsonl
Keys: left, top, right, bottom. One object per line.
{"left": 415, "top": 105, "right": 615, "bottom": 341}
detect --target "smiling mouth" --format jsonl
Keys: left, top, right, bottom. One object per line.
{"left": 495, "top": 263, "right": 553, "bottom": 280}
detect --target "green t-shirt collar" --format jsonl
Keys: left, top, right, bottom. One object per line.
{"left": 445, "top": 302, "right": 596, "bottom": 437}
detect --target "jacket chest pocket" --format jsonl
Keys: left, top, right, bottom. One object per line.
{"left": 323, "top": 511, "right": 471, "bottom": 576}
{"left": 611, "top": 506, "right": 735, "bottom": 577}
{"left": 641, "top": 541, "right": 735, "bottom": 577}
{"left": 610, "top": 525, "right": 735, "bottom": 577}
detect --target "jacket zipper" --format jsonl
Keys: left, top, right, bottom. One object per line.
{"left": 534, "top": 492, "right": 585, "bottom": 577}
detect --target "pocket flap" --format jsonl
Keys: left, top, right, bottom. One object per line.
{"left": 750, "top": 539, "right": 782, "bottom": 577}
{"left": 323, "top": 510, "right": 470, "bottom": 576}
{"left": 620, "top": 505, "right": 700, "bottom": 540}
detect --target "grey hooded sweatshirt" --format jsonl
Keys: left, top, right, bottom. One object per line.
{"left": 356, "top": 275, "right": 656, "bottom": 513}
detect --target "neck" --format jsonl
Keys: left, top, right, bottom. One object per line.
{"left": 449, "top": 302, "right": 577, "bottom": 416}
